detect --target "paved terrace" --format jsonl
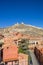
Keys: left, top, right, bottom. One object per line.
{"left": 29, "top": 50, "right": 40, "bottom": 65}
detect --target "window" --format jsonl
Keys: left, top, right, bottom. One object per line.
{"left": 13, "top": 61, "right": 19, "bottom": 65}
{"left": 36, "top": 42, "right": 38, "bottom": 44}
{"left": 0, "top": 44, "right": 2, "bottom": 47}
{"left": 7, "top": 47, "right": 9, "bottom": 49}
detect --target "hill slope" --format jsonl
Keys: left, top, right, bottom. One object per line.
{"left": 0, "top": 23, "right": 43, "bottom": 37}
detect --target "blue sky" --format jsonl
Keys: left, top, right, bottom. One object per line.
{"left": 0, "top": 0, "right": 43, "bottom": 28}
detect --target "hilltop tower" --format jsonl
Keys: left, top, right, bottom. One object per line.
{"left": 15, "top": 22, "right": 19, "bottom": 26}
{"left": 21, "top": 22, "right": 24, "bottom": 24}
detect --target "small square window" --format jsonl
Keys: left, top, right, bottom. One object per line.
{"left": 7, "top": 47, "right": 9, "bottom": 49}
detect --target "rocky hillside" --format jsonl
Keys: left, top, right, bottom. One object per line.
{"left": 0, "top": 23, "right": 43, "bottom": 37}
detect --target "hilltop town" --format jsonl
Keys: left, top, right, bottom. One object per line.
{"left": 0, "top": 23, "right": 43, "bottom": 65}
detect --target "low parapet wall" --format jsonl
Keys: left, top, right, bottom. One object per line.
{"left": 34, "top": 45, "right": 43, "bottom": 65}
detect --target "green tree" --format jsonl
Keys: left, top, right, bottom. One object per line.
{"left": 18, "top": 38, "right": 29, "bottom": 54}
